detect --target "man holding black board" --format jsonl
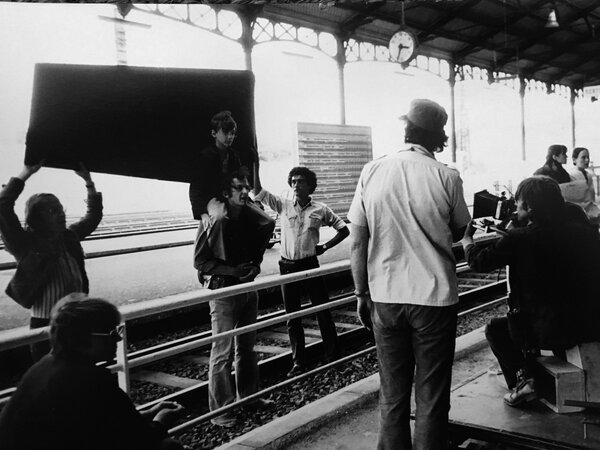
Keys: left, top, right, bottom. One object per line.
{"left": 0, "top": 162, "right": 103, "bottom": 361}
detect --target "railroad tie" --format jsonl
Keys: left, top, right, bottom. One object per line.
{"left": 130, "top": 369, "right": 198, "bottom": 389}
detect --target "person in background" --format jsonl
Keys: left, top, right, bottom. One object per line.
{"left": 0, "top": 294, "right": 185, "bottom": 450}
{"left": 461, "top": 176, "right": 600, "bottom": 407}
{"left": 0, "top": 162, "right": 103, "bottom": 361}
{"left": 189, "top": 110, "right": 273, "bottom": 259}
{"left": 254, "top": 165, "right": 349, "bottom": 377}
{"left": 349, "top": 98, "right": 470, "bottom": 450}
{"left": 567, "top": 147, "right": 600, "bottom": 224}
{"left": 533, "top": 144, "right": 570, "bottom": 183}
{"left": 194, "top": 168, "right": 275, "bottom": 428}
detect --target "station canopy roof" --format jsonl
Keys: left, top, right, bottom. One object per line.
{"left": 246, "top": 0, "right": 600, "bottom": 90}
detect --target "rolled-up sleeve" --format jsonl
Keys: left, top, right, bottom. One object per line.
{"left": 347, "top": 169, "right": 367, "bottom": 227}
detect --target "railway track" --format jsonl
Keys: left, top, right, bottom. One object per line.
{"left": 117, "top": 267, "right": 507, "bottom": 446}
{"left": 0, "top": 261, "right": 508, "bottom": 449}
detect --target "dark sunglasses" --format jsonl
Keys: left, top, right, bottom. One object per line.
{"left": 90, "top": 324, "right": 125, "bottom": 340}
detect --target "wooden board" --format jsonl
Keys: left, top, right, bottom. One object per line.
{"left": 449, "top": 371, "right": 600, "bottom": 449}
{"left": 25, "top": 63, "right": 257, "bottom": 183}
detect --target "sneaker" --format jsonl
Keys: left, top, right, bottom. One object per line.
{"left": 210, "top": 412, "right": 237, "bottom": 428}
{"left": 503, "top": 377, "right": 537, "bottom": 407}
{"left": 287, "top": 364, "right": 305, "bottom": 378}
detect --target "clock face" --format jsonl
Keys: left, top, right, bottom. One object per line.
{"left": 389, "top": 30, "right": 417, "bottom": 64}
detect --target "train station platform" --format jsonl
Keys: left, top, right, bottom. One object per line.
{"left": 217, "top": 326, "right": 495, "bottom": 450}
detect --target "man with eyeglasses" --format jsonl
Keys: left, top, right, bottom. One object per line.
{"left": 194, "top": 168, "right": 275, "bottom": 428}
{"left": 0, "top": 294, "right": 185, "bottom": 450}
{"left": 0, "top": 162, "right": 103, "bottom": 362}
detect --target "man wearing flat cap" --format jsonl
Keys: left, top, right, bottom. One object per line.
{"left": 349, "top": 98, "right": 470, "bottom": 450}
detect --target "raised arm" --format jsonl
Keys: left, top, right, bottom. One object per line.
{"left": 0, "top": 163, "right": 44, "bottom": 258}
{"left": 69, "top": 163, "right": 103, "bottom": 240}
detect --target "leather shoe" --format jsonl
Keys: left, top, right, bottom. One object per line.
{"left": 246, "top": 398, "right": 274, "bottom": 410}
{"left": 287, "top": 364, "right": 305, "bottom": 378}
{"left": 504, "top": 377, "right": 536, "bottom": 407}
{"left": 211, "top": 412, "right": 237, "bottom": 428}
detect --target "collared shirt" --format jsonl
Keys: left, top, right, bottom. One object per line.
{"left": 348, "top": 144, "right": 471, "bottom": 306}
{"left": 255, "top": 188, "right": 346, "bottom": 260}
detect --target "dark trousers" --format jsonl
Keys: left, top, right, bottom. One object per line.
{"left": 485, "top": 316, "right": 540, "bottom": 389}
{"left": 372, "top": 302, "right": 457, "bottom": 450}
{"left": 279, "top": 256, "right": 339, "bottom": 367}
{"left": 30, "top": 317, "right": 51, "bottom": 363}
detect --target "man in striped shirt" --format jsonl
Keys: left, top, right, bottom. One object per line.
{"left": 0, "top": 162, "right": 103, "bottom": 361}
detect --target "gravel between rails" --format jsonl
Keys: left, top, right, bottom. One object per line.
{"left": 131, "top": 302, "right": 508, "bottom": 449}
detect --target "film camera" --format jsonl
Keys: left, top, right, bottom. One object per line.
{"left": 472, "top": 190, "right": 516, "bottom": 233}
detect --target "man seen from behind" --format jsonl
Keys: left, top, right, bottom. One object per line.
{"left": 348, "top": 99, "right": 471, "bottom": 450}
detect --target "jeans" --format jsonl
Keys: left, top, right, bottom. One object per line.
{"left": 372, "top": 302, "right": 457, "bottom": 450}
{"left": 208, "top": 292, "right": 259, "bottom": 412}
{"left": 485, "top": 316, "right": 542, "bottom": 389}
{"left": 30, "top": 317, "right": 50, "bottom": 363}
{"left": 279, "top": 256, "right": 339, "bottom": 367}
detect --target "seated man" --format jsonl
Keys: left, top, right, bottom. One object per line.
{"left": 0, "top": 294, "right": 184, "bottom": 450}
{"left": 461, "top": 176, "right": 600, "bottom": 407}
{"left": 194, "top": 168, "right": 275, "bottom": 427}
{"left": 254, "top": 166, "right": 349, "bottom": 376}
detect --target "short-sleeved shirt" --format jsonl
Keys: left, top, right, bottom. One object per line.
{"left": 255, "top": 189, "right": 346, "bottom": 260}
{"left": 348, "top": 144, "right": 471, "bottom": 306}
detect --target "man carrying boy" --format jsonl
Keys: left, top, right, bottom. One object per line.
{"left": 254, "top": 165, "right": 349, "bottom": 377}
{"left": 194, "top": 168, "right": 275, "bottom": 427}
{"left": 189, "top": 110, "right": 272, "bottom": 258}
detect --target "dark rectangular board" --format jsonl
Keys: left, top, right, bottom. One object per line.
{"left": 25, "top": 63, "right": 257, "bottom": 183}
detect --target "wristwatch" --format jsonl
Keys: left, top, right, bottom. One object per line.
{"left": 353, "top": 290, "right": 370, "bottom": 298}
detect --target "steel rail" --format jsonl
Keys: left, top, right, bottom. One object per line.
{"left": 0, "top": 260, "right": 350, "bottom": 352}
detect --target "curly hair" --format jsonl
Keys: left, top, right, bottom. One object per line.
{"left": 404, "top": 120, "right": 448, "bottom": 153}
{"left": 287, "top": 166, "right": 317, "bottom": 194}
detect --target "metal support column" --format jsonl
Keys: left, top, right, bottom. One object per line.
{"left": 519, "top": 76, "right": 526, "bottom": 161}
{"left": 239, "top": 12, "right": 255, "bottom": 72}
{"left": 449, "top": 63, "right": 457, "bottom": 163}
{"left": 336, "top": 37, "right": 347, "bottom": 125}
{"left": 570, "top": 88, "right": 577, "bottom": 148}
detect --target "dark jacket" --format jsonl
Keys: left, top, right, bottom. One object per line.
{"left": 533, "top": 162, "right": 571, "bottom": 184}
{"left": 465, "top": 207, "right": 600, "bottom": 349}
{"left": 0, "top": 178, "right": 103, "bottom": 308}
{"left": 194, "top": 201, "right": 274, "bottom": 288}
{"left": 189, "top": 143, "right": 243, "bottom": 219}
{"left": 0, "top": 354, "right": 168, "bottom": 450}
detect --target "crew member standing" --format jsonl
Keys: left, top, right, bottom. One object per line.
{"left": 194, "top": 168, "right": 274, "bottom": 427}
{"left": 348, "top": 99, "right": 470, "bottom": 450}
{"left": 0, "top": 162, "right": 103, "bottom": 361}
{"left": 254, "top": 165, "right": 349, "bottom": 377}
